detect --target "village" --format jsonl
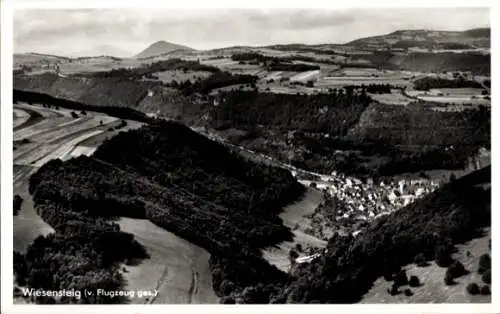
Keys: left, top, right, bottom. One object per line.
{"left": 297, "top": 172, "right": 440, "bottom": 241}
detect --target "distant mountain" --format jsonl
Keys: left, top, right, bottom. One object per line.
{"left": 134, "top": 41, "right": 195, "bottom": 59}
{"left": 346, "top": 28, "right": 490, "bottom": 50}
{"left": 70, "top": 45, "right": 132, "bottom": 58}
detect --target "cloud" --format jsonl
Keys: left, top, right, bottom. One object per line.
{"left": 13, "top": 7, "right": 490, "bottom": 55}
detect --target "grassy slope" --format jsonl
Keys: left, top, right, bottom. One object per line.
{"left": 14, "top": 73, "right": 154, "bottom": 108}
{"left": 118, "top": 217, "right": 218, "bottom": 304}
{"left": 262, "top": 187, "right": 326, "bottom": 272}
{"left": 283, "top": 166, "right": 490, "bottom": 303}
{"left": 14, "top": 168, "right": 55, "bottom": 253}
{"left": 361, "top": 228, "right": 491, "bottom": 303}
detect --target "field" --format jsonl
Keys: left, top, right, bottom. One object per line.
{"left": 118, "top": 218, "right": 218, "bottom": 304}
{"left": 262, "top": 187, "right": 327, "bottom": 272}
{"left": 13, "top": 104, "right": 121, "bottom": 253}
{"left": 289, "top": 70, "right": 321, "bottom": 82}
{"left": 152, "top": 70, "right": 213, "bottom": 84}
{"left": 315, "top": 67, "right": 413, "bottom": 88}
{"left": 199, "top": 58, "right": 240, "bottom": 68}
{"left": 13, "top": 109, "right": 30, "bottom": 128}
{"left": 361, "top": 228, "right": 491, "bottom": 303}
{"left": 13, "top": 165, "right": 54, "bottom": 253}
{"left": 369, "top": 90, "right": 414, "bottom": 105}
{"left": 406, "top": 88, "right": 490, "bottom": 105}
{"left": 14, "top": 53, "right": 142, "bottom": 75}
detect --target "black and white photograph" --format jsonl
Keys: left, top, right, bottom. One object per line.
{"left": 2, "top": 2, "right": 495, "bottom": 310}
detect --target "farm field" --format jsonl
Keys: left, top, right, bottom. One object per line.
{"left": 13, "top": 106, "right": 119, "bottom": 165}
{"left": 15, "top": 54, "right": 142, "bottom": 76}
{"left": 118, "top": 218, "right": 218, "bottom": 304}
{"left": 315, "top": 76, "right": 411, "bottom": 88}
{"left": 152, "top": 70, "right": 213, "bottom": 84}
{"left": 13, "top": 109, "right": 30, "bottom": 128}
{"left": 262, "top": 187, "right": 327, "bottom": 272}
{"left": 406, "top": 88, "right": 490, "bottom": 105}
{"left": 289, "top": 70, "right": 321, "bottom": 82}
{"left": 360, "top": 228, "right": 491, "bottom": 303}
{"left": 78, "top": 119, "right": 143, "bottom": 147}
{"left": 369, "top": 90, "right": 413, "bottom": 105}
{"left": 199, "top": 58, "right": 239, "bottom": 68}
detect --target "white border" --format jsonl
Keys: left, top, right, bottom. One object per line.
{"left": 1, "top": 0, "right": 498, "bottom": 313}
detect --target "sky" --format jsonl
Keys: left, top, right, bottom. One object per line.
{"left": 14, "top": 7, "right": 490, "bottom": 57}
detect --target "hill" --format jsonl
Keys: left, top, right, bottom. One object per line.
{"left": 134, "top": 41, "right": 195, "bottom": 59}
{"left": 15, "top": 121, "right": 304, "bottom": 303}
{"left": 278, "top": 166, "right": 491, "bottom": 303}
{"left": 14, "top": 72, "right": 157, "bottom": 108}
{"left": 346, "top": 28, "right": 490, "bottom": 50}
{"left": 209, "top": 89, "right": 490, "bottom": 178}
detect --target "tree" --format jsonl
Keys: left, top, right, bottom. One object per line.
{"left": 444, "top": 271, "right": 455, "bottom": 286}
{"left": 387, "top": 283, "right": 399, "bottom": 296}
{"left": 403, "top": 288, "right": 413, "bottom": 296}
{"left": 435, "top": 244, "right": 453, "bottom": 267}
{"left": 220, "top": 280, "right": 235, "bottom": 296}
{"left": 383, "top": 272, "right": 393, "bottom": 281}
{"left": 14, "top": 251, "right": 28, "bottom": 285}
{"left": 481, "top": 269, "right": 491, "bottom": 284}
{"left": 478, "top": 254, "right": 491, "bottom": 274}
{"left": 241, "top": 285, "right": 269, "bottom": 304}
{"left": 221, "top": 296, "right": 236, "bottom": 304}
{"left": 447, "top": 260, "right": 468, "bottom": 278}
{"left": 408, "top": 275, "right": 420, "bottom": 287}
{"left": 480, "top": 285, "right": 491, "bottom": 295}
{"left": 289, "top": 250, "right": 299, "bottom": 265}
{"left": 414, "top": 253, "right": 428, "bottom": 267}
{"left": 295, "top": 244, "right": 303, "bottom": 253}
{"left": 394, "top": 270, "right": 408, "bottom": 286}
{"left": 466, "top": 283, "right": 480, "bottom": 295}
{"left": 14, "top": 195, "right": 23, "bottom": 216}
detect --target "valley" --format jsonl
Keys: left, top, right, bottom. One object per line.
{"left": 11, "top": 20, "right": 491, "bottom": 306}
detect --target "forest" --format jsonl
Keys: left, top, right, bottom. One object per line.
{"left": 413, "top": 76, "right": 484, "bottom": 91}
{"left": 170, "top": 72, "right": 258, "bottom": 95}
{"left": 395, "top": 52, "right": 490, "bottom": 75}
{"left": 19, "top": 121, "right": 305, "bottom": 303}
{"left": 278, "top": 166, "right": 491, "bottom": 303}
{"left": 209, "top": 89, "right": 371, "bottom": 136}
{"left": 231, "top": 53, "right": 320, "bottom": 71}
{"left": 208, "top": 89, "right": 490, "bottom": 178}
{"left": 82, "top": 58, "right": 221, "bottom": 80}
{"left": 343, "top": 84, "right": 397, "bottom": 94}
